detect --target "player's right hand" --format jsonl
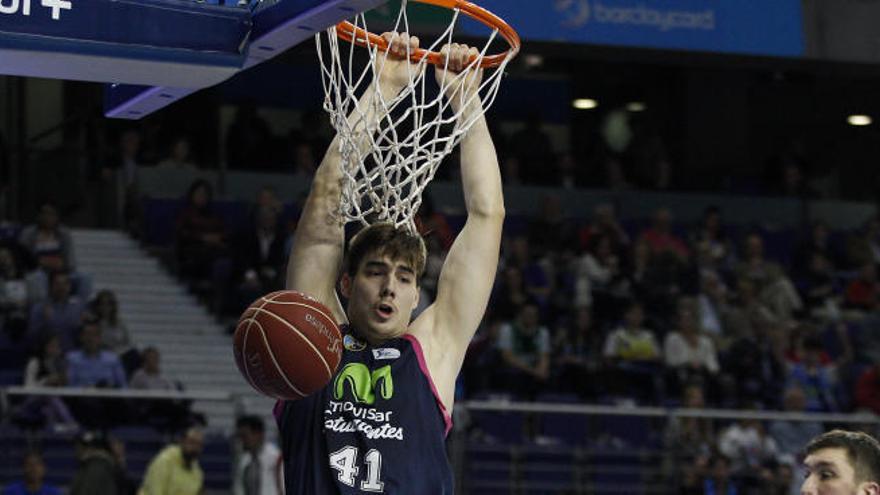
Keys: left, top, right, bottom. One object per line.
{"left": 376, "top": 32, "right": 424, "bottom": 93}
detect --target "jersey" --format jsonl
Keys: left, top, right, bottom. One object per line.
{"left": 275, "top": 328, "right": 454, "bottom": 494}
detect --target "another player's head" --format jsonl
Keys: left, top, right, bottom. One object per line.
{"left": 801, "top": 429, "right": 880, "bottom": 495}
{"left": 236, "top": 415, "right": 266, "bottom": 454}
{"left": 341, "top": 223, "right": 426, "bottom": 342}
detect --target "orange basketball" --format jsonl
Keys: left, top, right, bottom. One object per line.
{"left": 233, "top": 290, "right": 342, "bottom": 401}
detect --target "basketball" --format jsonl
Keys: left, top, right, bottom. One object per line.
{"left": 233, "top": 290, "right": 343, "bottom": 401}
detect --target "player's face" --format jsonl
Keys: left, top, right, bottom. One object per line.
{"left": 344, "top": 253, "right": 419, "bottom": 342}
{"left": 801, "top": 448, "right": 875, "bottom": 495}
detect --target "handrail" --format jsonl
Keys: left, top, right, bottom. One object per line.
{"left": 3, "top": 385, "right": 232, "bottom": 402}
{"left": 460, "top": 399, "right": 880, "bottom": 424}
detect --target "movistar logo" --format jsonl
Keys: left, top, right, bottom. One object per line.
{"left": 333, "top": 363, "right": 393, "bottom": 405}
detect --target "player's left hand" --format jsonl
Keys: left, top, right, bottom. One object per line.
{"left": 376, "top": 32, "right": 425, "bottom": 93}
{"left": 434, "top": 43, "right": 483, "bottom": 110}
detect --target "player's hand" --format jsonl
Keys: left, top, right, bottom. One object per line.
{"left": 434, "top": 43, "right": 483, "bottom": 111}
{"left": 376, "top": 32, "right": 424, "bottom": 94}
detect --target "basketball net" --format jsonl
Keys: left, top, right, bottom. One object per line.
{"left": 316, "top": 0, "right": 518, "bottom": 231}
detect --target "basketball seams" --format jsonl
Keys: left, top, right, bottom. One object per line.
{"left": 250, "top": 306, "right": 334, "bottom": 380}
{"left": 237, "top": 295, "right": 274, "bottom": 392}
{"left": 251, "top": 317, "right": 308, "bottom": 399}
{"left": 263, "top": 291, "right": 338, "bottom": 327}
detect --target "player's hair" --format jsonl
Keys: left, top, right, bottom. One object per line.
{"left": 345, "top": 223, "right": 427, "bottom": 284}
{"left": 804, "top": 429, "right": 880, "bottom": 483}
{"left": 236, "top": 415, "right": 265, "bottom": 433}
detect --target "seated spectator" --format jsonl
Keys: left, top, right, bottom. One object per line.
{"left": 800, "top": 252, "right": 842, "bottom": 321}
{"left": 131, "top": 347, "right": 191, "bottom": 432}
{"left": 491, "top": 265, "right": 529, "bottom": 322}
{"left": 496, "top": 301, "right": 551, "bottom": 399}
{"left": 844, "top": 262, "right": 878, "bottom": 312}
{"left": 553, "top": 306, "right": 602, "bottom": 399}
{"left": 175, "top": 180, "right": 228, "bottom": 289}
{"left": 665, "top": 383, "right": 715, "bottom": 490}
{"left": 527, "top": 194, "right": 577, "bottom": 260}
{"left": 603, "top": 301, "right": 662, "bottom": 403}
{"left": 701, "top": 454, "right": 740, "bottom": 495}
{"left": 67, "top": 321, "right": 126, "bottom": 389}
{"left": 795, "top": 221, "right": 841, "bottom": 274}
{"left": 504, "top": 235, "right": 552, "bottom": 311}
{"left": 27, "top": 271, "right": 86, "bottom": 351}
{"left": 233, "top": 415, "right": 283, "bottom": 495}
{"left": 139, "top": 427, "right": 204, "bottom": 495}
{"left": 691, "top": 206, "right": 733, "bottom": 270}
{"left": 639, "top": 208, "right": 689, "bottom": 260}
{"left": 87, "top": 290, "right": 130, "bottom": 355}
{"left": 724, "top": 321, "right": 785, "bottom": 408}
{"left": 734, "top": 233, "right": 803, "bottom": 322}
{"left": 1, "top": 451, "right": 62, "bottom": 495}
{"left": 855, "top": 362, "right": 880, "bottom": 415}
{"left": 155, "top": 136, "right": 198, "bottom": 172}
{"left": 718, "top": 419, "right": 779, "bottom": 474}
{"left": 232, "top": 205, "right": 288, "bottom": 313}
{"left": 14, "top": 334, "right": 78, "bottom": 432}
{"left": 664, "top": 305, "right": 720, "bottom": 400}
{"left": 578, "top": 203, "right": 630, "bottom": 256}
{"left": 768, "top": 386, "right": 823, "bottom": 461}
{"left": 785, "top": 335, "right": 838, "bottom": 412}
{"left": 573, "top": 234, "right": 623, "bottom": 310}
{"left": 845, "top": 216, "right": 880, "bottom": 269}
{"left": 697, "top": 271, "right": 730, "bottom": 345}
{"left": 0, "top": 246, "right": 29, "bottom": 344}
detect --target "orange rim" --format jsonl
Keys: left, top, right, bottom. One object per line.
{"left": 335, "top": 0, "right": 520, "bottom": 68}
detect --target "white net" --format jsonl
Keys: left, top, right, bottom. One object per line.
{"left": 316, "top": 0, "right": 517, "bottom": 231}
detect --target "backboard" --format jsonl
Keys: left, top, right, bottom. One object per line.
{"left": 0, "top": 0, "right": 387, "bottom": 119}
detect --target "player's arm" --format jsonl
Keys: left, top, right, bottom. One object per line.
{"left": 287, "top": 33, "right": 421, "bottom": 322}
{"left": 411, "top": 44, "right": 505, "bottom": 407}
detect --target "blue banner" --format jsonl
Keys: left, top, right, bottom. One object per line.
{"left": 466, "top": 0, "right": 804, "bottom": 57}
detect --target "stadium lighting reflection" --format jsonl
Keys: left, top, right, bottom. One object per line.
{"left": 848, "top": 115, "right": 873, "bottom": 126}
{"left": 573, "top": 98, "right": 598, "bottom": 110}
{"left": 626, "top": 101, "right": 647, "bottom": 112}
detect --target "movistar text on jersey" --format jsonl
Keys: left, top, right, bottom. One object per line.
{"left": 593, "top": 2, "right": 715, "bottom": 31}
{"left": 326, "top": 400, "right": 394, "bottom": 422}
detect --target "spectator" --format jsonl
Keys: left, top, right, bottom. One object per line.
{"left": 87, "top": 290, "right": 130, "bottom": 355}
{"left": 139, "top": 427, "right": 204, "bottom": 495}
{"left": 226, "top": 105, "right": 273, "bottom": 170}
{"left": 855, "top": 362, "right": 880, "bottom": 415}
{"left": 734, "top": 233, "right": 803, "bottom": 322}
{"left": 15, "top": 334, "right": 78, "bottom": 432}
{"left": 67, "top": 321, "right": 126, "bottom": 389}
{"left": 553, "top": 306, "right": 602, "bottom": 399}
{"left": 70, "top": 431, "right": 125, "bottom": 495}
{"left": 800, "top": 252, "right": 842, "bottom": 321}
{"left": 718, "top": 419, "right": 779, "bottom": 473}
{"left": 233, "top": 415, "right": 283, "bottom": 495}
{"left": 844, "top": 263, "right": 878, "bottom": 312}
{"left": 175, "top": 180, "right": 228, "bottom": 289}
{"left": 768, "top": 387, "right": 823, "bottom": 460}
{"left": 504, "top": 235, "right": 552, "bottom": 311}
{"left": 18, "top": 204, "right": 76, "bottom": 275}
{"left": 490, "top": 265, "right": 528, "bottom": 322}
{"left": 697, "top": 271, "right": 730, "bottom": 345}
{"left": 845, "top": 216, "right": 880, "bottom": 269}
{"left": 691, "top": 206, "right": 733, "bottom": 270}
{"left": 233, "top": 205, "right": 288, "bottom": 313}
{"left": 496, "top": 301, "right": 551, "bottom": 399}
{"left": 578, "top": 204, "right": 630, "bottom": 256}
{"left": 573, "top": 234, "right": 622, "bottom": 310}
{"left": 724, "top": 321, "right": 786, "bottom": 408}
{"left": 786, "top": 335, "right": 838, "bottom": 412}
{"left": 291, "top": 142, "right": 317, "bottom": 178}
{"left": 27, "top": 271, "right": 86, "bottom": 351}
{"left": 155, "top": 137, "right": 198, "bottom": 172}
{"left": 640, "top": 208, "right": 689, "bottom": 260}
{"left": 702, "top": 454, "right": 739, "bottom": 495}
{"left": 1, "top": 451, "right": 62, "bottom": 495}
{"left": 603, "top": 301, "right": 662, "bottom": 402}
{"left": 527, "top": 194, "right": 577, "bottom": 260}
{"left": 664, "top": 305, "right": 720, "bottom": 399}
{"left": 0, "top": 246, "right": 29, "bottom": 343}
{"left": 131, "top": 347, "right": 191, "bottom": 433}
{"left": 795, "top": 221, "right": 841, "bottom": 274}
{"left": 665, "top": 384, "right": 715, "bottom": 490}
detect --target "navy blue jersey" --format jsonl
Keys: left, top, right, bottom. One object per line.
{"left": 275, "top": 329, "right": 454, "bottom": 494}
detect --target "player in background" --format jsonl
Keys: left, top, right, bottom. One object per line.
{"left": 275, "top": 32, "right": 503, "bottom": 494}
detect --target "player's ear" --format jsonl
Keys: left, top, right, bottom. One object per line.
{"left": 411, "top": 284, "right": 419, "bottom": 311}
{"left": 861, "top": 482, "right": 880, "bottom": 495}
{"left": 340, "top": 273, "right": 352, "bottom": 298}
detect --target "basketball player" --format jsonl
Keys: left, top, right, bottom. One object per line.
{"left": 801, "top": 429, "right": 880, "bottom": 495}
{"left": 276, "top": 33, "right": 503, "bottom": 493}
